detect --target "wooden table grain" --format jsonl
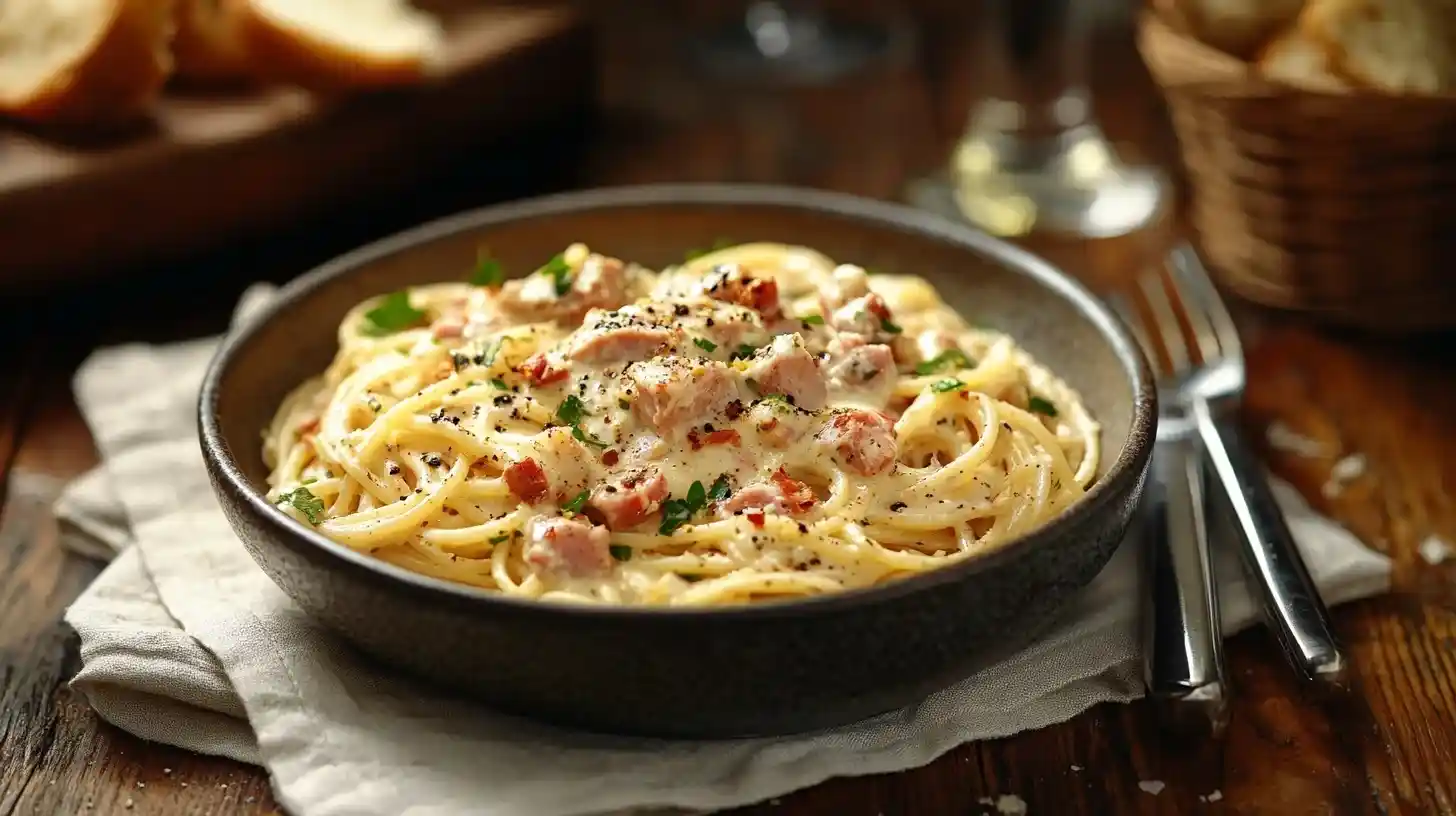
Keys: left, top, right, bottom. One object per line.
{"left": 3, "top": 10, "right": 1455, "bottom": 816}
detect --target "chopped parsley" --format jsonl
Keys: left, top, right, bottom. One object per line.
{"left": 880, "top": 317, "right": 903, "bottom": 334}
{"left": 562, "top": 490, "right": 590, "bottom": 514}
{"left": 731, "top": 343, "right": 758, "bottom": 361}
{"left": 488, "top": 533, "right": 510, "bottom": 545}
{"left": 798, "top": 314, "right": 825, "bottom": 325}
{"left": 556, "top": 394, "right": 586, "bottom": 425}
{"left": 659, "top": 478, "right": 716, "bottom": 535}
{"left": 572, "top": 425, "right": 608, "bottom": 449}
{"left": 617, "top": 398, "right": 632, "bottom": 410}
{"left": 707, "top": 474, "right": 731, "bottom": 503}
{"left": 609, "top": 544, "right": 633, "bottom": 562}
{"left": 364, "top": 395, "right": 382, "bottom": 412}
{"left": 913, "top": 349, "right": 975, "bottom": 376}
{"left": 301, "top": 478, "right": 317, "bottom": 485}
{"left": 539, "top": 254, "right": 572, "bottom": 295}
{"left": 490, "top": 378, "right": 509, "bottom": 390}
{"left": 361, "top": 291, "right": 426, "bottom": 336}
{"left": 1028, "top": 395, "right": 1059, "bottom": 417}
{"left": 276, "top": 487, "right": 325, "bottom": 525}
{"left": 470, "top": 250, "right": 505, "bottom": 287}
{"left": 693, "top": 337, "right": 718, "bottom": 353}
{"left": 930, "top": 378, "right": 965, "bottom": 393}
{"left": 759, "top": 393, "right": 791, "bottom": 404}
{"left": 482, "top": 339, "right": 503, "bottom": 367}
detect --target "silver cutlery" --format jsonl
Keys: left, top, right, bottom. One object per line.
{"left": 1111, "top": 282, "right": 1228, "bottom": 733}
{"left": 1161, "top": 245, "right": 1347, "bottom": 686}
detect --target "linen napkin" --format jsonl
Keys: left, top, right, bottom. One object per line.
{"left": 57, "top": 286, "right": 1392, "bottom": 816}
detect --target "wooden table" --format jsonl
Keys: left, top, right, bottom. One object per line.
{"left": 3, "top": 9, "right": 1454, "bottom": 816}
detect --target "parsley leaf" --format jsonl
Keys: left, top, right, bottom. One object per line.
{"left": 880, "top": 317, "right": 903, "bottom": 334}
{"left": 539, "top": 254, "right": 572, "bottom": 295}
{"left": 361, "top": 291, "right": 426, "bottom": 336}
{"left": 572, "top": 425, "right": 608, "bottom": 449}
{"left": 913, "top": 349, "right": 975, "bottom": 376}
{"left": 1028, "top": 395, "right": 1059, "bottom": 417}
{"left": 488, "top": 533, "right": 510, "bottom": 545}
{"left": 562, "top": 490, "right": 590, "bottom": 514}
{"left": 707, "top": 474, "right": 731, "bottom": 503}
{"left": 609, "top": 544, "right": 633, "bottom": 562}
{"left": 686, "top": 480, "right": 706, "bottom": 511}
{"left": 731, "top": 343, "right": 758, "bottom": 361}
{"left": 276, "top": 487, "right": 325, "bottom": 525}
{"left": 490, "top": 378, "right": 509, "bottom": 390}
{"left": 470, "top": 251, "right": 505, "bottom": 287}
{"left": 481, "top": 339, "right": 503, "bottom": 367}
{"left": 693, "top": 337, "right": 718, "bottom": 353}
{"left": 798, "top": 314, "right": 825, "bottom": 325}
{"left": 659, "top": 499, "right": 694, "bottom": 535}
{"left": 931, "top": 379, "right": 965, "bottom": 393}
{"left": 556, "top": 394, "right": 586, "bottom": 426}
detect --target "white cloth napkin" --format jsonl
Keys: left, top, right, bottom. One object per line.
{"left": 57, "top": 285, "right": 1392, "bottom": 816}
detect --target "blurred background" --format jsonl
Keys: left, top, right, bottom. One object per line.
{"left": 0, "top": 0, "right": 1175, "bottom": 309}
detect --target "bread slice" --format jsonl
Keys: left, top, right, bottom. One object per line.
{"left": 236, "top": 0, "right": 443, "bottom": 90}
{"left": 1303, "top": 0, "right": 1456, "bottom": 94}
{"left": 1161, "top": 0, "right": 1306, "bottom": 59}
{"left": 1257, "top": 18, "right": 1351, "bottom": 92}
{"left": 173, "top": 0, "right": 251, "bottom": 82}
{"left": 0, "top": 0, "right": 177, "bottom": 124}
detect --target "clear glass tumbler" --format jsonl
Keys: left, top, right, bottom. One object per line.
{"left": 907, "top": 0, "right": 1166, "bottom": 238}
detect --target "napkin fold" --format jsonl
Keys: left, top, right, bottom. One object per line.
{"left": 57, "top": 286, "right": 1392, "bottom": 816}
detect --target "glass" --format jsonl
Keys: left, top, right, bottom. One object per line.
{"left": 907, "top": 0, "right": 1166, "bottom": 238}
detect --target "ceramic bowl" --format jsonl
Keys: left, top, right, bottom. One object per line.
{"left": 199, "top": 184, "right": 1155, "bottom": 738}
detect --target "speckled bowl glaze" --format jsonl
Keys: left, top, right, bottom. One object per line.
{"left": 199, "top": 185, "right": 1155, "bottom": 739}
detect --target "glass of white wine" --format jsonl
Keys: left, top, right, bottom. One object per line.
{"left": 907, "top": 0, "right": 1166, "bottom": 238}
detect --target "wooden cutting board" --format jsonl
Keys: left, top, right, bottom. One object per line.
{"left": 0, "top": 3, "right": 593, "bottom": 290}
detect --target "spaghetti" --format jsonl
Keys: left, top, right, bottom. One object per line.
{"left": 263, "top": 242, "right": 1100, "bottom": 606}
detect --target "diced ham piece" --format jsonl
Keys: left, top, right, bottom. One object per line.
{"left": 743, "top": 334, "right": 827, "bottom": 411}
{"left": 702, "top": 264, "right": 781, "bottom": 319}
{"left": 826, "top": 343, "right": 896, "bottom": 394}
{"left": 504, "top": 457, "right": 550, "bottom": 503}
{"left": 431, "top": 317, "right": 465, "bottom": 340}
{"left": 524, "top": 516, "right": 612, "bottom": 576}
{"left": 719, "top": 469, "right": 816, "bottom": 517}
{"left": 627, "top": 359, "right": 739, "bottom": 435}
{"left": 818, "top": 409, "right": 898, "bottom": 476}
{"left": 687, "top": 428, "right": 742, "bottom": 450}
{"left": 520, "top": 353, "right": 569, "bottom": 387}
{"left": 495, "top": 252, "right": 632, "bottom": 324}
{"left": 830, "top": 293, "right": 895, "bottom": 338}
{"left": 565, "top": 321, "right": 676, "bottom": 364}
{"left": 589, "top": 470, "right": 669, "bottom": 530}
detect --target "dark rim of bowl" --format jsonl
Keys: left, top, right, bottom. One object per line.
{"left": 199, "top": 183, "right": 1156, "bottom": 621}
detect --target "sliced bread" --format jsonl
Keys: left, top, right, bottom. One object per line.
{"left": 0, "top": 0, "right": 177, "bottom": 124}
{"left": 1257, "top": 17, "right": 1351, "bottom": 91}
{"left": 1304, "top": 0, "right": 1456, "bottom": 94}
{"left": 237, "top": 0, "right": 443, "bottom": 90}
{"left": 1161, "top": 0, "right": 1306, "bottom": 58}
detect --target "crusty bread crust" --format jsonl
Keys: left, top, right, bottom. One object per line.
{"left": 173, "top": 0, "right": 252, "bottom": 83}
{"left": 1161, "top": 0, "right": 1305, "bottom": 59}
{"left": 2, "top": 0, "right": 177, "bottom": 124}
{"left": 237, "top": 0, "right": 440, "bottom": 91}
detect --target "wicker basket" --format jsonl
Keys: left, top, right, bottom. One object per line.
{"left": 1138, "top": 12, "right": 1456, "bottom": 331}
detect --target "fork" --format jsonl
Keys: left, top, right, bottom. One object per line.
{"left": 1110, "top": 287, "right": 1228, "bottom": 733}
{"left": 1150, "top": 245, "right": 1348, "bottom": 686}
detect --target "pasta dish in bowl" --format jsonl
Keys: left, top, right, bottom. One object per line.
{"left": 200, "top": 185, "right": 1154, "bottom": 737}
{"left": 264, "top": 242, "right": 1101, "bottom": 606}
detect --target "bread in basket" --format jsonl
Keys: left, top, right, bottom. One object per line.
{"left": 1140, "top": 0, "right": 1456, "bottom": 331}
